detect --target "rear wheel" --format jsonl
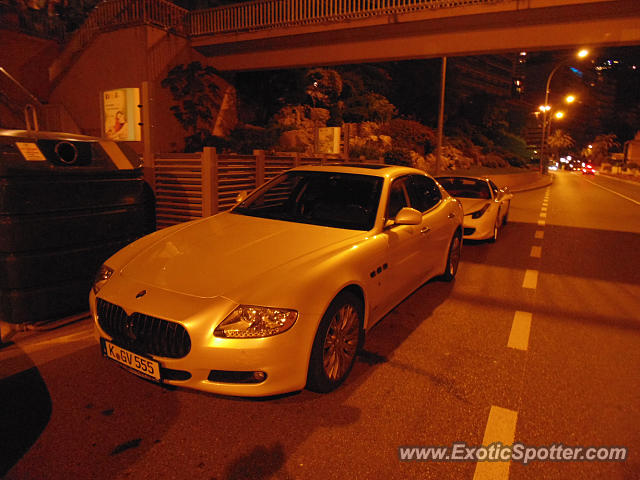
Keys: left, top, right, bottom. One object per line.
{"left": 441, "top": 232, "right": 462, "bottom": 281}
{"left": 307, "top": 292, "right": 364, "bottom": 393}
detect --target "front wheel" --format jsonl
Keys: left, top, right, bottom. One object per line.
{"left": 307, "top": 292, "right": 364, "bottom": 393}
{"left": 441, "top": 232, "right": 462, "bottom": 281}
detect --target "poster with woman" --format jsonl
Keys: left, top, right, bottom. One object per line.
{"left": 102, "top": 88, "right": 141, "bottom": 141}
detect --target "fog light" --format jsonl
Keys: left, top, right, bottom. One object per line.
{"left": 208, "top": 370, "right": 268, "bottom": 384}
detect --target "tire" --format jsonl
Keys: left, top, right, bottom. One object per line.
{"left": 307, "top": 292, "right": 364, "bottom": 393}
{"left": 441, "top": 232, "right": 462, "bottom": 282}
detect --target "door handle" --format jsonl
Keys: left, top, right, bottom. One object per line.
{"left": 448, "top": 212, "right": 455, "bottom": 219}
{"left": 420, "top": 227, "right": 431, "bottom": 235}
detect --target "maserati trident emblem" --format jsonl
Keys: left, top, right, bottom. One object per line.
{"left": 136, "top": 290, "right": 147, "bottom": 299}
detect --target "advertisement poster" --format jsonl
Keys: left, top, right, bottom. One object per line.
{"left": 102, "top": 88, "right": 141, "bottom": 141}
{"left": 317, "top": 127, "right": 341, "bottom": 154}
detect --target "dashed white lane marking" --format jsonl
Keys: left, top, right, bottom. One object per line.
{"left": 530, "top": 246, "right": 542, "bottom": 258}
{"left": 535, "top": 230, "right": 544, "bottom": 239}
{"left": 537, "top": 219, "right": 546, "bottom": 226}
{"left": 581, "top": 176, "right": 640, "bottom": 206}
{"left": 508, "top": 311, "right": 533, "bottom": 351}
{"left": 473, "top": 406, "right": 519, "bottom": 480}
{"left": 539, "top": 212, "right": 547, "bottom": 218}
{"left": 522, "top": 269, "right": 538, "bottom": 289}
{"left": 540, "top": 206, "right": 547, "bottom": 212}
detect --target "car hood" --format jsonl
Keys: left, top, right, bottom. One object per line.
{"left": 118, "top": 212, "right": 363, "bottom": 298}
{"left": 458, "top": 198, "right": 491, "bottom": 215}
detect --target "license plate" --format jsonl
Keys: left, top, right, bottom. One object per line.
{"left": 102, "top": 339, "right": 161, "bottom": 381}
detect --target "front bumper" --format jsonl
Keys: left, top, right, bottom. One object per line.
{"left": 90, "top": 284, "right": 318, "bottom": 397}
{"left": 461, "top": 215, "right": 494, "bottom": 240}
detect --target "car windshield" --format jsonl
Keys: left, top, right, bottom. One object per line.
{"left": 232, "top": 171, "right": 383, "bottom": 230}
{"left": 436, "top": 177, "right": 491, "bottom": 199}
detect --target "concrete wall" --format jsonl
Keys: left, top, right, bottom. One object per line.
{"left": 47, "top": 26, "right": 215, "bottom": 153}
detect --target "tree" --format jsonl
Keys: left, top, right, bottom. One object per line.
{"left": 304, "top": 68, "right": 343, "bottom": 108}
{"left": 547, "top": 129, "right": 575, "bottom": 161}
{"left": 161, "top": 62, "right": 222, "bottom": 152}
{"left": 589, "top": 133, "right": 620, "bottom": 164}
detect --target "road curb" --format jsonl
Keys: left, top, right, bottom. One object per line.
{"left": 510, "top": 175, "right": 554, "bottom": 193}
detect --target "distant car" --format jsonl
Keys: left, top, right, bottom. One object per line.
{"left": 582, "top": 165, "right": 596, "bottom": 175}
{"left": 435, "top": 175, "right": 513, "bottom": 242}
{"left": 91, "top": 164, "right": 463, "bottom": 397}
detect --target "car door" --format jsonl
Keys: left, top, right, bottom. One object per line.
{"left": 381, "top": 176, "right": 425, "bottom": 309}
{"left": 407, "top": 175, "right": 451, "bottom": 280}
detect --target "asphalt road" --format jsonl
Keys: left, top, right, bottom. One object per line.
{"left": 1, "top": 171, "right": 639, "bottom": 480}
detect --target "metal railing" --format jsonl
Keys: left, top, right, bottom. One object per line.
{"left": 49, "top": 0, "right": 502, "bottom": 82}
{"left": 189, "top": 0, "right": 502, "bottom": 36}
{"left": 153, "top": 148, "right": 356, "bottom": 228}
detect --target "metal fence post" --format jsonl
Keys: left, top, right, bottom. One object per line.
{"left": 202, "top": 147, "right": 218, "bottom": 216}
{"left": 254, "top": 149, "right": 265, "bottom": 186}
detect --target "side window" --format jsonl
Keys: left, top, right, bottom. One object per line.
{"left": 387, "top": 177, "right": 409, "bottom": 218}
{"left": 408, "top": 175, "right": 442, "bottom": 212}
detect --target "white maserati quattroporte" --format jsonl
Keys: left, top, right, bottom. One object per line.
{"left": 91, "top": 164, "right": 463, "bottom": 396}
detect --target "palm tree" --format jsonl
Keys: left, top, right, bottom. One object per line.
{"left": 547, "top": 129, "right": 575, "bottom": 161}
{"left": 590, "top": 133, "right": 620, "bottom": 164}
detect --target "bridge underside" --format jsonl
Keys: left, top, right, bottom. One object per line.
{"left": 192, "top": 0, "right": 640, "bottom": 71}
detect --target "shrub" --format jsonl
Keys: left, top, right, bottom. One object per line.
{"left": 384, "top": 148, "right": 412, "bottom": 166}
{"left": 378, "top": 118, "right": 436, "bottom": 154}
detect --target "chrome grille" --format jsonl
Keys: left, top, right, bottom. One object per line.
{"left": 96, "top": 298, "right": 191, "bottom": 358}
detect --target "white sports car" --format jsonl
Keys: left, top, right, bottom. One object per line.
{"left": 91, "top": 164, "right": 463, "bottom": 396}
{"left": 436, "top": 175, "right": 513, "bottom": 242}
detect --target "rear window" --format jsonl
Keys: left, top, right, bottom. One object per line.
{"left": 436, "top": 177, "right": 491, "bottom": 199}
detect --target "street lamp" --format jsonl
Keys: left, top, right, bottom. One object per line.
{"left": 539, "top": 49, "right": 589, "bottom": 173}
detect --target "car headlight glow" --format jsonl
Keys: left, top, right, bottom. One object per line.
{"left": 214, "top": 305, "right": 298, "bottom": 338}
{"left": 92, "top": 264, "right": 114, "bottom": 294}
{"left": 469, "top": 203, "right": 490, "bottom": 219}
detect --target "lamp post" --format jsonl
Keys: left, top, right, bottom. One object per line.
{"left": 539, "top": 49, "right": 589, "bottom": 173}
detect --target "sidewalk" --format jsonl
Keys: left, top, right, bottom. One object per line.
{"left": 597, "top": 172, "right": 640, "bottom": 185}
{"left": 487, "top": 171, "right": 554, "bottom": 193}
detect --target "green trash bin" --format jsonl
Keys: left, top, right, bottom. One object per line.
{"left": 0, "top": 129, "right": 155, "bottom": 325}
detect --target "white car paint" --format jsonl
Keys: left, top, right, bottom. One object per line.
{"left": 91, "top": 164, "right": 463, "bottom": 396}
{"left": 436, "top": 175, "right": 513, "bottom": 241}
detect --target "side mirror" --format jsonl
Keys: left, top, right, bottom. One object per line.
{"left": 235, "top": 190, "right": 248, "bottom": 204}
{"left": 394, "top": 207, "right": 422, "bottom": 226}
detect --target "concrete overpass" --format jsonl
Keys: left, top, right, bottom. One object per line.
{"left": 190, "top": 0, "right": 640, "bottom": 71}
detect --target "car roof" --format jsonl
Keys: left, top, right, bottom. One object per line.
{"left": 435, "top": 174, "right": 491, "bottom": 183}
{"left": 290, "top": 163, "right": 428, "bottom": 178}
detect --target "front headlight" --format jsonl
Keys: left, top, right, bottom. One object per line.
{"left": 469, "top": 203, "right": 490, "bottom": 219}
{"left": 92, "top": 264, "right": 114, "bottom": 294}
{"left": 214, "top": 305, "right": 298, "bottom": 338}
